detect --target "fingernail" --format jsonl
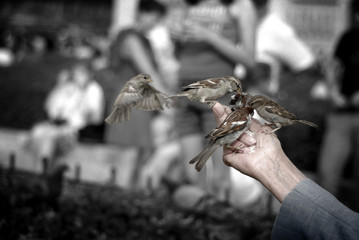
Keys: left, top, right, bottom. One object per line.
{"left": 248, "top": 136, "right": 256, "bottom": 145}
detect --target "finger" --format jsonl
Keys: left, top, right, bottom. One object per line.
{"left": 223, "top": 146, "right": 255, "bottom": 168}
{"left": 248, "top": 118, "right": 263, "bottom": 132}
{"left": 224, "top": 130, "right": 257, "bottom": 153}
{"left": 237, "top": 131, "right": 257, "bottom": 146}
{"left": 212, "top": 103, "right": 232, "bottom": 125}
{"left": 229, "top": 140, "right": 246, "bottom": 149}
{"left": 222, "top": 155, "right": 232, "bottom": 167}
{"left": 253, "top": 125, "right": 276, "bottom": 139}
{"left": 224, "top": 142, "right": 255, "bottom": 155}
{"left": 240, "top": 145, "right": 256, "bottom": 154}
{"left": 261, "top": 125, "right": 276, "bottom": 134}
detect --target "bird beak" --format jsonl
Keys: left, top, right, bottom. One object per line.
{"left": 147, "top": 78, "right": 153, "bottom": 82}
{"left": 236, "top": 89, "right": 242, "bottom": 93}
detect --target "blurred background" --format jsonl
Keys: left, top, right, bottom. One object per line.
{"left": 0, "top": 0, "right": 358, "bottom": 239}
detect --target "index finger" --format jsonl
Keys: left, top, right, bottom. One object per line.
{"left": 212, "top": 103, "right": 232, "bottom": 125}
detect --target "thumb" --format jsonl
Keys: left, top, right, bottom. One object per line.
{"left": 212, "top": 103, "right": 232, "bottom": 125}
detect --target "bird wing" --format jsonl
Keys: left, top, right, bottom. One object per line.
{"left": 113, "top": 84, "right": 143, "bottom": 107}
{"left": 135, "top": 84, "right": 167, "bottom": 111}
{"left": 206, "top": 110, "right": 248, "bottom": 141}
{"left": 183, "top": 77, "right": 225, "bottom": 90}
{"left": 264, "top": 100, "right": 297, "bottom": 120}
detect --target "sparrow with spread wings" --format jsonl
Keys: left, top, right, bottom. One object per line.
{"left": 105, "top": 73, "right": 168, "bottom": 124}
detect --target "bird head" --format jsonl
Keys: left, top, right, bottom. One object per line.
{"left": 241, "top": 106, "right": 254, "bottom": 117}
{"left": 229, "top": 92, "right": 253, "bottom": 110}
{"left": 137, "top": 73, "right": 153, "bottom": 83}
{"left": 247, "top": 95, "right": 267, "bottom": 109}
{"left": 227, "top": 76, "right": 242, "bottom": 93}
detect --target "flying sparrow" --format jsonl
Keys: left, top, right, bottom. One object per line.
{"left": 167, "top": 76, "right": 242, "bottom": 107}
{"left": 105, "top": 73, "right": 168, "bottom": 124}
{"left": 189, "top": 107, "right": 254, "bottom": 172}
{"left": 247, "top": 95, "right": 318, "bottom": 132}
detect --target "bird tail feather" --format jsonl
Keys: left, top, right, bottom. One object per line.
{"left": 297, "top": 120, "right": 318, "bottom": 129}
{"left": 165, "top": 93, "right": 187, "bottom": 100}
{"left": 189, "top": 143, "right": 219, "bottom": 172}
{"left": 105, "top": 107, "right": 130, "bottom": 124}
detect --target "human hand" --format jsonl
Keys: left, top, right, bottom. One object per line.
{"left": 212, "top": 103, "right": 282, "bottom": 179}
{"left": 212, "top": 103, "right": 306, "bottom": 202}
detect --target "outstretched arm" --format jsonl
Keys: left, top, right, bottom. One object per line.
{"left": 213, "top": 103, "right": 359, "bottom": 239}
{"left": 212, "top": 103, "right": 306, "bottom": 202}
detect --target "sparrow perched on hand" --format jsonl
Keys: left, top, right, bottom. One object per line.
{"left": 247, "top": 95, "right": 318, "bottom": 132}
{"left": 189, "top": 107, "right": 254, "bottom": 172}
{"left": 167, "top": 76, "right": 242, "bottom": 107}
{"left": 229, "top": 92, "right": 252, "bottom": 110}
{"left": 105, "top": 73, "right": 167, "bottom": 124}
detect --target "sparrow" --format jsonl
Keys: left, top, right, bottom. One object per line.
{"left": 167, "top": 76, "right": 242, "bottom": 107}
{"left": 189, "top": 107, "right": 254, "bottom": 172}
{"left": 247, "top": 95, "right": 318, "bottom": 132}
{"left": 105, "top": 73, "right": 167, "bottom": 124}
{"left": 228, "top": 92, "right": 252, "bottom": 110}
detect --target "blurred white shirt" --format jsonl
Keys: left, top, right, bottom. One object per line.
{"left": 256, "top": 13, "right": 315, "bottom": 94}
{"left": 0, "top": 48, "right": 14, "bottom": 67}
{"left": 45, "top": 80, "right": 104, "bottom": 130}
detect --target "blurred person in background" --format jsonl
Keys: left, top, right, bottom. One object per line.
{"left": 23, "top": 62, "right": 104, "bottom": 206}
{"left": 318, "top": 0, "right": 359, "bottom": 197}
{"left": 30, "top": 34, "right": 48, "bottom": 57}
{"left": 139, "top": 110, "right": 182, "bottom": 190}
{"left": 57, "top": 25, "right": 96, "bottom": 60}
{"left": 25, "top": 62, "right": 104, "bottom": 172}
{"left": 252, "top": 0, "right": 316, "bottom": 96}
{"left": 138, "top": 20, "right": 181, "bottom": 190}
{"left": 104, "top": 0, "right": 168, "bottom": 189}
{"left": 169, "top": 0, "right": 261, "bottom": 209}
{"left": 45, "top": 63, "right": 104, "bottom": 131}
{"left": 250, "top": 0, "right": 323, "bottom": 173}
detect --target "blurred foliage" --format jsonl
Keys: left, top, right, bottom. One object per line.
{"left": 0, "top": 169, "right": 275, "bottom": 240}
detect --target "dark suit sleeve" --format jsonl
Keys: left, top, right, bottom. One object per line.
{"left": 272, "top": 178, "right": 359, "bottom": 240}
